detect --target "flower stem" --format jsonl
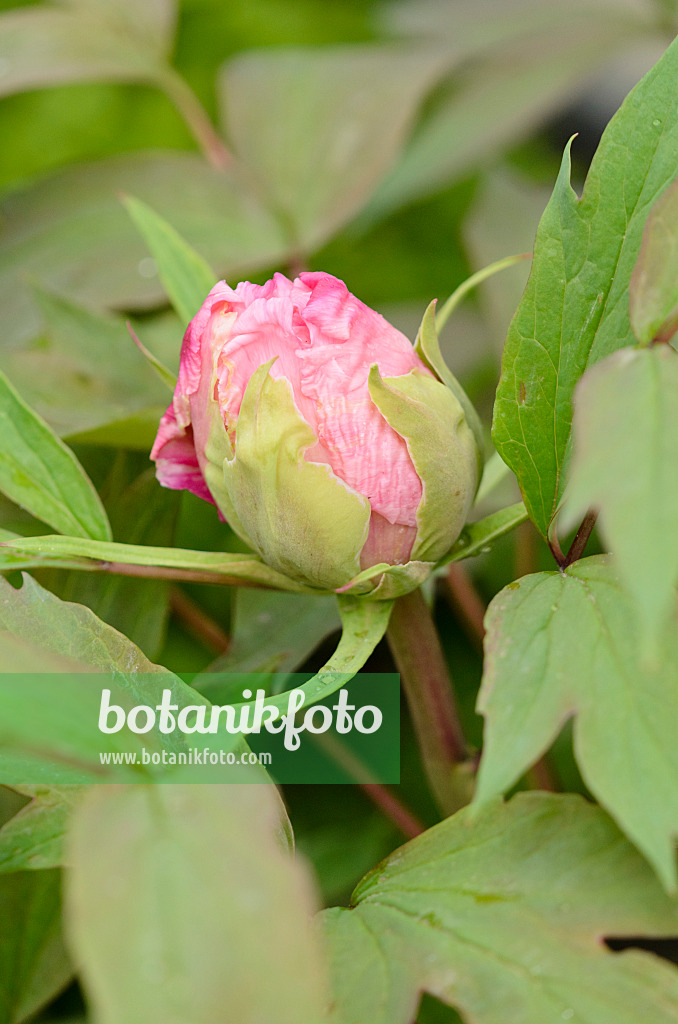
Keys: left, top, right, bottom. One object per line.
{"left": 387, "top": 588, "right": 468, "bottom": 816}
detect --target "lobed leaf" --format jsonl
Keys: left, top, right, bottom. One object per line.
{"left": 323, "top": 793, "right": 678, "bottom": 1024}
{"left": 476, "top": 556, "right": 678, "bottom": 889}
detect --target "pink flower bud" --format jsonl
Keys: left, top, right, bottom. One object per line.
{"left": 151, "top": 272, "right": 478, "bottom": 593}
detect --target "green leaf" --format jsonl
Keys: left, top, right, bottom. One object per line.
{"left": 60, "top": 469, "right": 180, "bottom": 659}
{"left": 228, "top": 594, "right": 394, "bottom": 720}
{"left": 0, "top": 152, "right": 288, "bottom": 350}
{"left": 203, "top": 588, "right": 340, "bottom": 680}
{"left": 464, "top": 169, "right": 547, "bottom": 357}
{"left": 0, "top": 573, "right": 164, "bottom": 672}
{"left": 0, "top": 3, "right": 172, "bottom": 99}
{"left": 564, "top": 346, "right": 678, "bottom": 649}
{"left": 0, "top": 535, "right": 317, "bottom": 593}
{"left": 0, "top": 576, "right": 246, "bottom": 785}
{"left": 63, "top": 0, "right": 177, "bottom": 53}
{"left": 220, "top": 44, "right": 446, "bottom": 250}
{"left": 493, "top": 37, "right": 678, "bottom": 538}
{"left": 441, "top": 501, "right": 528, "bottom": 566}
{"left": 476, "top": 556, "right": 678, "bottom": 890}
{"left": 2, "top": 288, "right": 171, "bottom": 442}
{"left": 0, "top": 869, "right": 72, "bottom": 1024}
{"left": 123, "top": 195, "right": 216, "bottom": 325}
{"left": 126, "top": 322, "right": 177, "bottom": 392}
{"left": 630, "top": 176, "right": 678, "bottom": 344}
{"left": 65, "top": 785, "right": 327, "bottom": 1024}
{"left": 0, "top": 369, "right": 111, "bottom": 541}
{"left": 364, "top": 3, "right": 650, "bottom": 221}
{"left": 322, "top": 793, "right": 678, "bottom": 1024}
{"left": 0, "top": 787, "right": 79, "bottom": 874}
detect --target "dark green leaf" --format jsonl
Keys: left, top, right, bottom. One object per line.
{"left": 323, "top": 793, "right": 678, "bottom": 1024}
{"left": 493, "top": 37, "right": 678, "bottom": 537}
{"left": 0, "top": 369, "right": 111, "bottom": 541}
{"left": 476, "top": 556, "right": 678, "bottom": 889}
{"left": 0, "top": 786, "right": 78, "bottom": 874}
{"left": 204, "top": 588, "right": 340, "bottom": 679}
{"left": 0, "top": 869, "right": 71, "bottom": 1024}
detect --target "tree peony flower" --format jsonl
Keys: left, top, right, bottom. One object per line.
{"left": 151, "top": 272, "right": 479, "bottom": 595}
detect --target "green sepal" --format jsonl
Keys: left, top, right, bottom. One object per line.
{"left": 368, "top": 366, "right": 479, "bottom": 563}
{"left": 415, "top": 300, "right": 485, "bottom": 474}
{"left": 232, "top": 594, "right": 394, "bottom": 718}
{"left": 339, "top": 558, "right": 433, "bottom": 599}
{"left": 222, "top": 360, "right": 370, "bottom": 590}
{"left": 200, "top": 315, "right": 256, "bottom": 550}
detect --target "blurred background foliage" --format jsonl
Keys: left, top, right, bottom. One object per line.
{"left": 0, "top": 6, "right": 677, "bottom": 1015}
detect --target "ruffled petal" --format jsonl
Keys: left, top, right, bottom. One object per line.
{"left": 151, "top": 403, "right": 214, "bottom": 505}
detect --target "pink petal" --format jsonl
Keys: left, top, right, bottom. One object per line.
{"left": 151, "top": 403, "right": 214, "bottom": 505}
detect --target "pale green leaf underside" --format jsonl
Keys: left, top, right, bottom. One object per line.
{"left": 0, "top": 370, "right": 111, "bottom": 542}
{"left": 564, "top": 346, "right": 678, "bottom": 649}
{"left": 323, "top": 793, "right": 678, "bottom": 1024}
{"left": 476, "top": 556, "right": 678, "bottom": 890}
{"left": 630, "top": 176, "right": 678, "bottom": 344}
{"left": 0, "top": 5, "right": 170, "bottom": 99}
{"left": 66, "top": 785, "right": 326, "bottom": 1024}
{"left": 493, "top": 36, "right": 678, "bottom": 537}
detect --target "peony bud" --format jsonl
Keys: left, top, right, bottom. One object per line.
{"left": 151, "top": 272, "right": 479, "bottom": 595}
